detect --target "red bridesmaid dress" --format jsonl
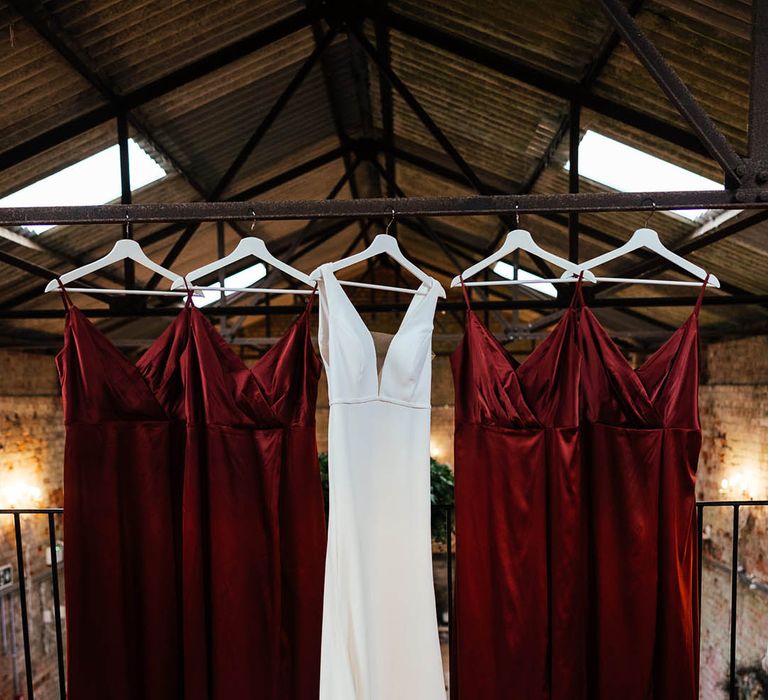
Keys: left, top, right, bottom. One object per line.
{"left": 57, "top": 291, "right": 184, "bottom": 700}
{"left": 174, "top": 296, "right": 325, "bottom": 700}
{"left": 579, "top": 281, "right": 706, "bottom": 700}
{"left": 450, "top": 282, "right": 585, "bottom": 700}
{"left": 248, "top": 297, "right": 326, "bottom": 700}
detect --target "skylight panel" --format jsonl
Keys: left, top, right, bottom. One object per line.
{"left": 493, "top": 261, "right": 558, "bottom": 297}
{"left": 193, "top": 262, "right": 268, "bottom": 307}
{"left": 565, "top": 131, "right": 722, "bottom": 222}
{"left": 0, "top": 139, "right": 166, "bottom": 234}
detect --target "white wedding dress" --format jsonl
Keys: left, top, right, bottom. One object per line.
{"left": 317, "top": 264, "right": 446, "bottom": 700}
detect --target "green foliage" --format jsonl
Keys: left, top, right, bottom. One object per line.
{"left": 720, "top": 664, "right": 768, "bottom": 698}
{"left": 316, "top": 452, "right": 455, "bottom": 541}
{"left": 318, "top": 451, "right": 329, "bottom": 513}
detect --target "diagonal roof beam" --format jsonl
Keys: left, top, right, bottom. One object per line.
{"left": 0, "top": 8, "right": 319, "bottom": 172}
{"left": 144, "top": 27, "right": 338, "bottom": 291}
{"left": 0, "top": 249, "right": 107, "bottom": 304}
{"left": 517, "top": 0, "right": 646, "bottom": 202}
{"left": 371, "top": 7, "right": 718, "bottom": 161}
{"left": 309, "top": 16, "right": 361, "bottom": 199}
{"left": 595, "top": 0, "right": 743, "bottom": 185}
{"left": 10, "top": 0, "right": 261, "bottom": 248}
{"left": 351, "top": 26, "right": 557, "bottom": 281}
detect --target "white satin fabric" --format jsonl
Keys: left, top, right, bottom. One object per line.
{"left": 317, "top": 264, "right": 446, "bottom": 700}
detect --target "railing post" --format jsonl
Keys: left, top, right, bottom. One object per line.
{"left": 13, "top": 513, "right": 35, "bottom": 700}
{"left": 728, "top": 504, "right": 740, "bottom": 700}
{"left": 47, "top": 513, "right": 66, "bottom": 699}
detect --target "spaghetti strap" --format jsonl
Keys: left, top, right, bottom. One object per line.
{"left": 304, "top": 283, "right": 318, "bottom": 314}
{"left": 568, "top": 272, "right": 585, "bottom": 310}
{"left": 56, "top": 278, "right": 73, "bottom": 310}
{"left": 458, "top": 275, "right": 471, "bottom": 310}
{"left": 693, "top": 274, "right": 710, "bottom": 317}
{"left": 182, "top": 278, "right": 195, "bottom": 309}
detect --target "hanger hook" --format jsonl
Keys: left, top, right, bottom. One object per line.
{"left": 124, "top": 211, "right": 130, "bottom": 238}
{"left": 385, "top": 209, "right": 396, "bottom": 236}
{"left": 515, "top": 202, "right": 520, "bottom": 229}
{"left": 250, "top": 208, "right": 257, "bottom": 233}
{"left": 641, "top": 197, "right": 656, "bottom": 228}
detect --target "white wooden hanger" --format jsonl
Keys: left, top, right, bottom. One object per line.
{"left": 450, "top": 229, "right": 596, "bottom": 288}
{"left": 45, "top": 238, "right": 190, "bottom": 296}
{"left": 562, "top": 227, "right": 720, "bottom": 288}
{"left": 309, "top": 232, "right": 446, "bottom": 298}
{"left": 170, "top": 236, "right": 314, "bottom": 295}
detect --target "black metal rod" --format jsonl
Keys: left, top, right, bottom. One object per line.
{"left": 697, "top": 502, "right": 704, "bottom": 632}
{"left": 14, "top": 513, "right": 35, "bottom": 700}
{"left": 697, "top": 499, "right": 768, "bottom": 507}
{"left": 749, "top": 0, "right": 768, "bottom": 161}
{"left": 729, "top": 504, "right": 740, "bottom": 700}
{"left": 568, "top": 100, "right": 580, "bottom": 263}
{"left": 2, "top": 292, "right": 768, "bottom": 320}
{"left": 0, "top": 189, "right": 759, "bottom": 228}
{"left": 47, "top": 513, "right": 66, "bottom": 700}
{"left": 596, "top": 0, "right": 744, "bottom": 184}
{"left": 446, "top": 506, "right": 453, "bottom": 665}
{"left": 0, "top": 508, "right": 64, "bottom": 514}
{"left": 117, "top": 112, "right": 135, "bottom": 290}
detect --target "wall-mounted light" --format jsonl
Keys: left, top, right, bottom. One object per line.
{"left": 430, "top": 439, "right": 445, "bottom": 460}
{"left": 0, "top": 479, "right": 43, "bottom": 508}
{"left": 719, "top": 471, "right": 760, "bottom": 500}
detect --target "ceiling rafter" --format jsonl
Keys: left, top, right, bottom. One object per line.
{"left": 0, "top": 8, "right": 319, "bottom": 172}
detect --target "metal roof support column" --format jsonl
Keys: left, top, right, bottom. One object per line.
{"left": 117, "top": 112, "right": 134, "bottom": 290}
{"left": 350, "top": 25, "right": 557, "bottom": 279}
{"left": 568, "top": 100, "right": 581, "bottom": 264}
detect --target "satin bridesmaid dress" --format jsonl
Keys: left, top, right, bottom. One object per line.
{"left": 57, "top": 290, "right": 183, "bottom": 700}
{"left": 174, "top": 296, "right": 325, "bottom": 700}
{"left": 579, "top": 280, "right": 707, "bottom": 700}
{"left": 450, "top": 281, "right": 585, "bottom": 700}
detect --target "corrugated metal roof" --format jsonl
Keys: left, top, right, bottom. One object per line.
{"left": 0, "top": 0, "right": 765, "bottom": 350}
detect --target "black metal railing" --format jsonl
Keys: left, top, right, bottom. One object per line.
{"left": 2, "top": 501, "right": 766, "bottom": 700}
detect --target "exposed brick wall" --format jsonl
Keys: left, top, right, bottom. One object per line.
{"left": 699, "top": 336, "right": 768, "bottom": 698}
{"left": 0, "top": 351, "right": 65, "bottom": 700}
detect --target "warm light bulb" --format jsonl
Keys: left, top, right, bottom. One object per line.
{"left": 721, "top": 478, "right": 729, "bottom": 490}
{"left": 1, "top": 480, "right": 43, "bottom": 508}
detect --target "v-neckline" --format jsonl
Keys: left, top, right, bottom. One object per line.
{"left": 581, "top": 304, "right": 699, "bottom": 411}
{"left": 58, "top": 304, "right": 182, "bottom": 410}
{"left": 322, "top": 264, "right": 438, "bottom": 395}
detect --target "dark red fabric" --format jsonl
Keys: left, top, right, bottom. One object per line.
{"left": 178, "top": 306, "right": 283, "bottom": 700}
{"left": 59, "top": 292, "right": 325, "bottom": 700}
{"left": 249, "top": 298, "right": 326, "bottom": 700}
{"left": 57, "top": 303, "right": 184, "bottom": 700}
{"left": 579, "top": 288, "right": 703, "bottom": 700}
{"left": 175, "top": 301, "right": 324, "bottom": 700}
{"left": 451, "top": 280, "right": 703, "bottom": 700}
{"left": 450, "top": 285, "right": 584, "bottom": 700}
